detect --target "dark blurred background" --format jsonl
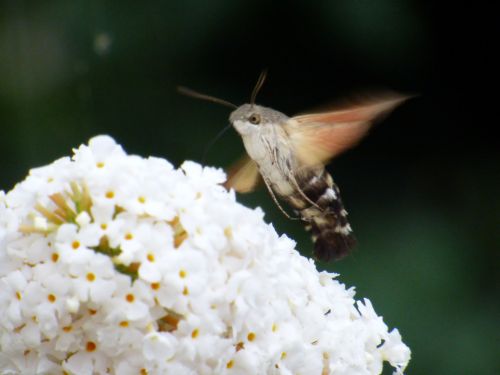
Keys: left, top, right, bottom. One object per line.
{"left": 0, "top": 1, "right": 497, "bottom": 374}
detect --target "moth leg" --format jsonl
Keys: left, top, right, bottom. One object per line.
{"left": 290, "top": 174, "right": 322, "bottom": 210}
{"left": 262, "top": 177, "right": 301, "bottom": 221}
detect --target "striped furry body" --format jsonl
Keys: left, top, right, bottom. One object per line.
{"left": 232, "top": 107, "right": 356, "bottom": 262}
{"left": 284, "top": 169, "right": 356, "bottom": 261}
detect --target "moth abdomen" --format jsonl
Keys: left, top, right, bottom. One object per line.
{"left": 292, "top": 171, "right": 356, "bottom": 261}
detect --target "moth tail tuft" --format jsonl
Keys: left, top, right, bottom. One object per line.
{"left": 312, "top": 229, "right": 356, "bottom": 262}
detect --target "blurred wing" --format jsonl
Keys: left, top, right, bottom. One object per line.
{"left": 285, "top": 94, "right": 408, "bottom": 166}
{"left": 224, "top": 155, "right": 261, "bottom": 193}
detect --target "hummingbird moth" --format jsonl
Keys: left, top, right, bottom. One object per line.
{"left": 179, "top": 71, "right": 407, "bottom": 261}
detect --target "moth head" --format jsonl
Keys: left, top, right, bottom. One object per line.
{"left": 229, "top": 104, "right": 288, "bottom": 136}
{"left": 229, "top": 69, "right": 290, "bottom": 136}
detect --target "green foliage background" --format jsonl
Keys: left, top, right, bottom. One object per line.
{"left": 0, "top": 1, "right": 497, "bottom": 374}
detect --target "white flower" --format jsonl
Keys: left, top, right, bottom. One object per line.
{"left": 0, "top": 135, "right": 411, "bottom": 374}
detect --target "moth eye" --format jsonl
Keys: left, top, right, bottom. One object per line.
{"left": 248, "top": 113, "right": 261, "bottom": 125}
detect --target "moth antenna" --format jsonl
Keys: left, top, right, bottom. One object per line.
{"left": 177, "top": 86, "right": 237, "bottom": 109}
{"left": 250, "top": 69, "right": 268, "bottom": 105}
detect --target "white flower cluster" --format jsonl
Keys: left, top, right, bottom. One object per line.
{"left": 0, "top": 136, "right": 410, "bottom": 375}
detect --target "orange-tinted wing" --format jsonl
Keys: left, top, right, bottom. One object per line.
{"left": 285, "top": 93, "right": 409, "bottom": 167}
{"left": 224, "top": 155, "right": 261, "bottom": 193}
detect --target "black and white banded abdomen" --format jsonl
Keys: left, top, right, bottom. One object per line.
{"left": 289, "top": 170, "right": 356, "bottom": 261}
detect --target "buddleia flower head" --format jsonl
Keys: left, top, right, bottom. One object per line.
{"left": 0, "top": 135, "right": 410, "bottom": 374}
